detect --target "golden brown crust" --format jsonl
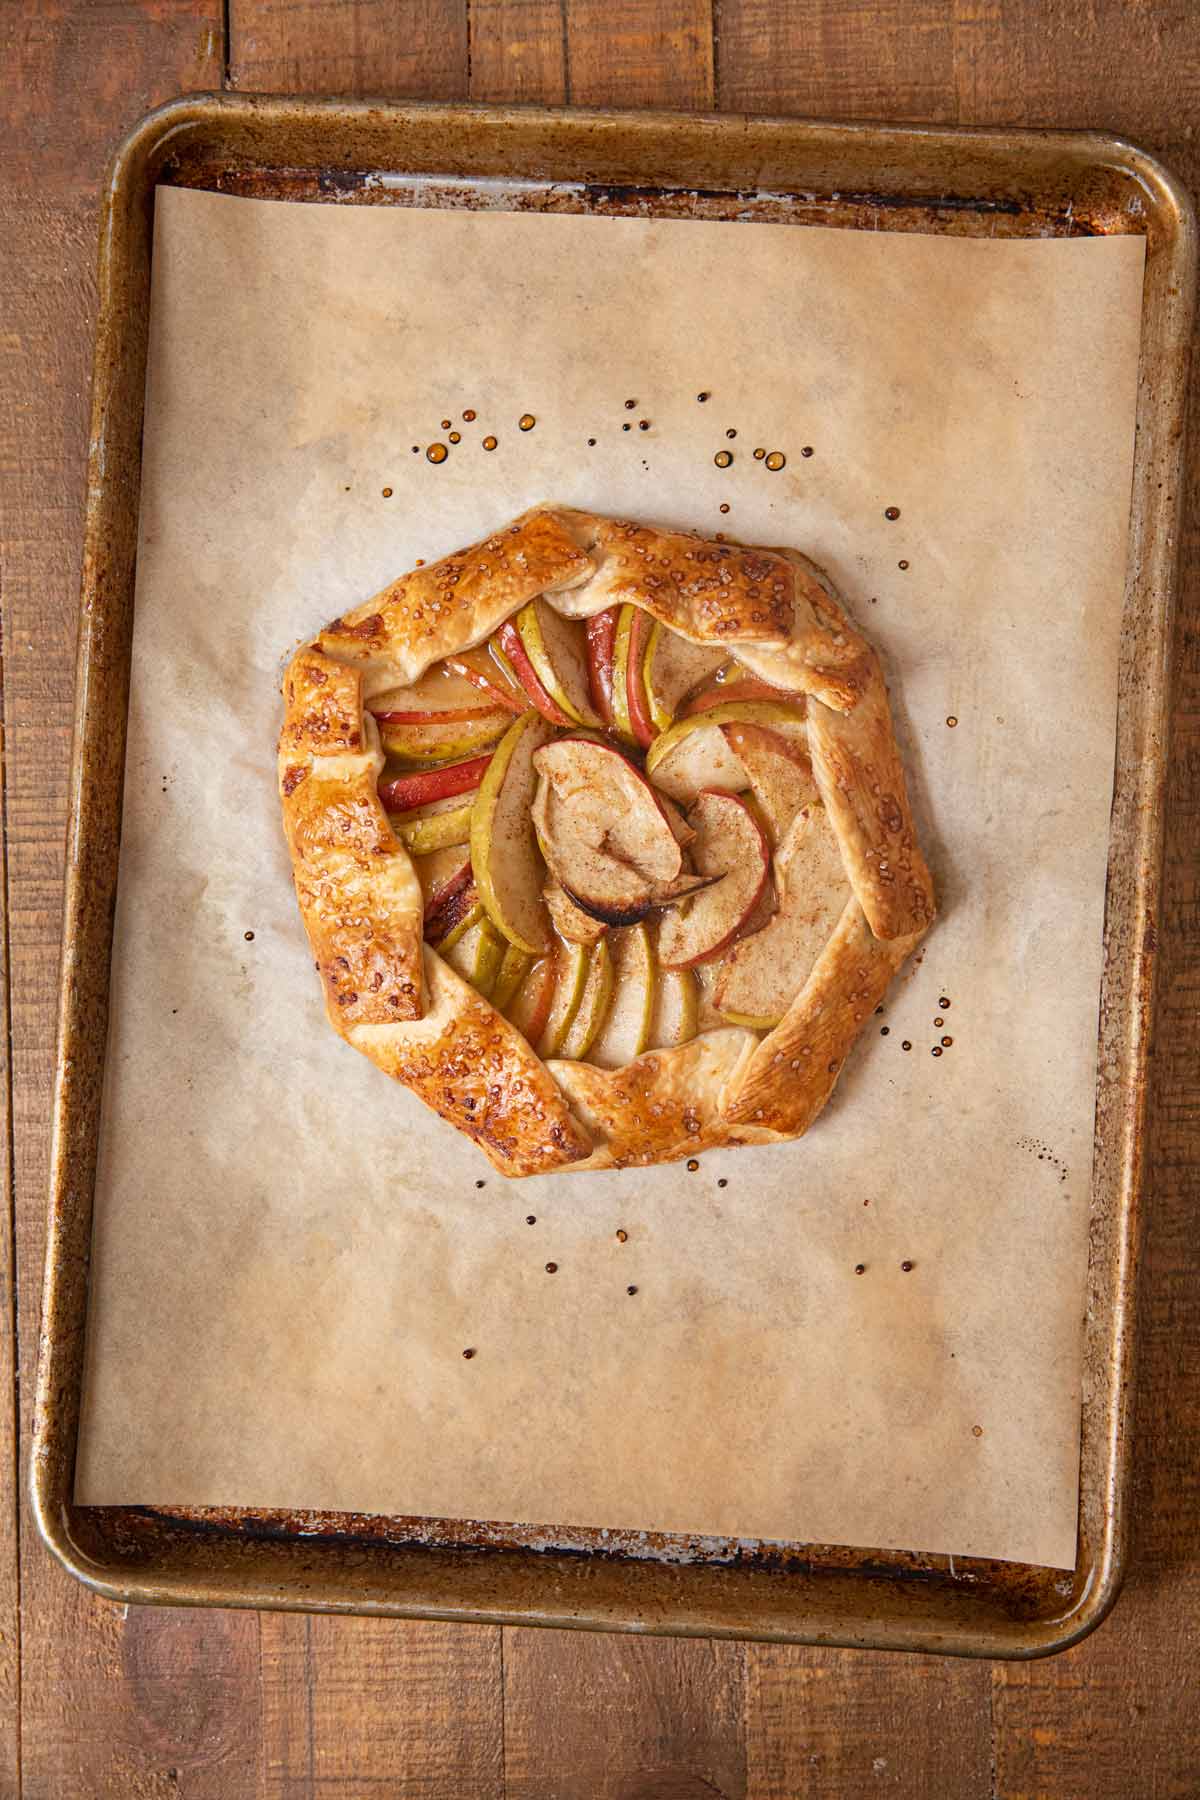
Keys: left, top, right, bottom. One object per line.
{"left": 724, "top": 899, "right": 924, "bottom": 1133}
{"left": 279, "top": 647, "right": 425, "bottom": 1024}
{"left": 353, "top": 951, "right": 592, "bottom": 1178}
{"left": 318, "top": 510, "right": 595, "bottom": 695}
{"left": 806, "top": 653, "right": 935, "bottom": 941}
{"left": 279, "top": 507, "right": 935, "bottom": 1174}
{"left": 549, "top": 1029, "right": 784, "bottom": 1169}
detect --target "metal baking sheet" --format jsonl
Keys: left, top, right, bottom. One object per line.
{"left": 31, "top": 96, "right": 1196, "bottom": 1657}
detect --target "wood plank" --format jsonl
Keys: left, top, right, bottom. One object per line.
{"left": 0, "top": 5, "right": 269, "bottom": 1798}
{"left": 469, "top": 0, "right": 565, "bottom": 105}
{"left": 504, "top": 1628, "right": 746, "bottom": 1800}
{"left": 260, "top": 1615, "right": 503, "bottom": 1796}
{"left": 747, "top": 1647, "right": 991, "bottom": 1798}
{"left": 228, "top": 0, "right": 469, "bottom": 96}
{"left": 566, "top": 0, "right": 714, "bottom": 109}
{"left": 714, "top": 0, "right": 955, "bottom": 119}
{"left": 0, "top": 473, "right": 21, "bottom": 1800}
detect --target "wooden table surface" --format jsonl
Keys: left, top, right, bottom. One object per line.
{"left": 3, "top": 2, "right": 1198, "bottom": 1794}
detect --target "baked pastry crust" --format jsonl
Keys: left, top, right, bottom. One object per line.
{"left": 280, "top": 505, "right": 935, "bottom": 1177}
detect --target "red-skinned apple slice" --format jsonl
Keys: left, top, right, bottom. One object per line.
{"left": 683, "top": 676, "right": 803, "bottom": 716}
{"left": 516, "top": 599, "right": 601, "bottom": 727}
{"left": 656, "top": 791, "right": 770, "bottom": 968}
{"left": 532, "top": 737, "right": 683, "bottom": 926}
{"left": 375, "top": 707, "right": 511, "bottom": 761}
{"left": 379, "top": 753, "right": 493, "bottom": 815}
{"left": 644, "top": 700, "right": 809, "bottom": 803}
{"left": 423, "top": 863, "right": 481, "bottom": 950}
{"left": 585, "top": 608, "right": 617, "bottom": 725}
{"left": 413, "top": 845, "right": 472, "bottom": 909}
{"left": 625, "top": 609, "right": 656, "bottom": 748}
{"left": 444, "top": 648, "right": 530, "bottom": 714}
{"left": 495, "top": 619, "right": 575, "bottom": 727}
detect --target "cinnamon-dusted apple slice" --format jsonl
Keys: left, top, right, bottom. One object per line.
{"left": 559, "top": 939, "right": 616, "bottom": 1061}
{"left": 532, "top": 736, "right": 683, "bottom": 926}
{"left": 515, "top": 598, "right": 601, "bottom": 728}
{"left": 643, "top": 624, "right": 728, "bottom": 733}
{"left": 682, "top": 675, "right": 802, "bottom": 716}
{"left": 587, "top": 924, "right": 656, "bottom": 1069}
{"left": 495, "top": 619, "right": 574, "bottom": 727}
{"left": 444, "top": 917, "right": 506, "bottom": 998}
{"left": 585, "top": 607, "right": 618, "bottom": 726}
{"left": 544, "top": 879, "right": 609, "bottom": 947}
{"left": 722, "top": 720, "right": 820, "bottom": 848}
{"left": 657, "top": 792, "right": 770, "bottom": 968}
{"left": 470, "top": 710, "right": 557, "bottom": 954}
{"left": 379, "top": 753, "right": 493, "bottom": 816}
{"left": 714, "top": 804, "right": 850, "bottom": 1026}
{"left": 504, "top": 951, "right": 557, "bottom": 1045}
{"left": 413, "top": 844, "right": 471, "bottom": 908}
{"left": 537, "top": 941, "right": 591, "bottom": 1057}
{"left": 375, "top": 707, "right": 510, "bottom": 762}
{"left": 388, "top": 793, "right": 474, "bottom": 854}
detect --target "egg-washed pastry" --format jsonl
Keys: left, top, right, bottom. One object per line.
{"left": 278, "top": 506, "right": 935, "bottom": 1177}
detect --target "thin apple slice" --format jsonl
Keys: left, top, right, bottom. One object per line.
{"left": 532, "top": 737, "right": 683, "bottom": 926}
{"left": 537, "top": 942, "right": 590, "bottom": 1056}
{"left": 609, "top": 605, "right": 639, "bottom": 743}
{"left": 376, "top": 707, "right": 511, "bottom": 762}
{"left": 430, "top": 886, "right": 483, "bottom": 953}
{"left": 412, "top": 844, "right": 471, "bottom": 906}
{"left": 544, "top": 879, "right": 610, "bottom": 947}
{"left": 625, "top": 609, "right": 656, "bottom": 748}
{"left": 713, "top": 804, "right": 851, "bottom": 1026}
{"left": 369, "top": 663, "right": 501, "bottom": 714}
{"left": 683, "top": 676, "right": 803, "bottom": 716}
{"left": 505, "top": 952, "right": 557, "bottom": 1044}
{"left": 657, "top": 792, "right": 770, "bottom": 968}
{"left": 585, "top": 608, "right": 618, "bottom": 725}
{"left": 444, "top": 648, "right": 530, "bottom": 714}
{"left": 648, "top": 963, "right": 699, "bottom": 1050}
{"left": 495, "top": 619, "right": 574, "bottom": 727}
{"left": 491, "top": 943, "right": 534, "bottom": 1013}
{"left": 379, "top": 753, "right": 492, "bottom": 815}
{"left": 389, "top": 793, "right": 474, "bottom": 854}
{"left": 644, "top": 624, "right": 728, "bottom": 732}
{"left": 470, "top": 710, "right": 557, "bottom": 954}
{"left": 516, "top": 598, "right": 601, "bottom": 727}
{"left": 722, "top": 721, "right": 819, "bottom": 847}
{"left": 559, "top": 940, "right": 616, "bottom": 1061}
{"left": 644, "top": 700, "right": 809, "bottom": 804}
{"left": 442, "top": 917, "right": 506, "bottom": 996}
{"left": 587, "top": 924, "right": 656, "bottom": 1069}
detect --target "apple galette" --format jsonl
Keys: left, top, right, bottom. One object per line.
{"left": 278, "top": 506, "right": 935, "bottom": 1177}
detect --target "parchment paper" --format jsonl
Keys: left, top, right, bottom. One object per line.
{"left": 75, "top": 185, "right": 1146, "bottom": 1570}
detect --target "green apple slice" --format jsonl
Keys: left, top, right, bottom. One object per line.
{"left": 438, "top": 899, "right": 484, "bottom": 953}
{"left": 713, "top": 803, "right": 850, "bottom": 1025}
{"left": 491, "top": 943, "right": 533, "bottom": 1013}
{"left": 648, "top": 965, "right": 699, "bottom": 1050}
{"left": 558, "top": 939, "right": 616, "bottom": 1061}
{"left": 391, "top": 795, "right": 474, "bottom": 854}
{"left": 586, "top": 924, "right": 656, "bottom": 1069}
{"left": 609, "top": 605, "right": 638, "bottom": 744}
{"left": 516, "top": 598, "right": 601, "bottom": 727}
{"left": 470, "top": 710, "right": 557, "bottom": 954}
{"left": 473, "top": 920, "right": 507, "bottom": 999}
{"left": 376, "top": 708, "right": 510, "bottom": 762}
{"left": 505, "top": 953, "right": 557, "bottom": 1044}
{"left": 537, "top": 942, "right": 590, "bottom": 1057}
{"left": 643, "top": 623, "right": 728, "bottom": 733}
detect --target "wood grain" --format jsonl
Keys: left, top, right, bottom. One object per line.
{"left": 2, "top": 0, "right": 1199, "bottom": 1796}
{"left": 228, "top": 0, "right": 469, "bottom": 95}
